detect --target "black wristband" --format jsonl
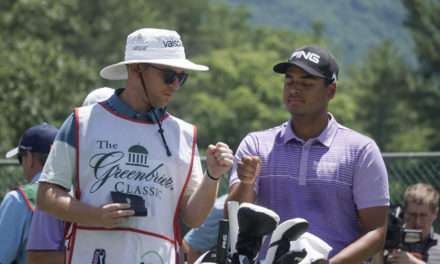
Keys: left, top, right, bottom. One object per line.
{"left": 206, "top": 169, "right": 221, "bottom": 181}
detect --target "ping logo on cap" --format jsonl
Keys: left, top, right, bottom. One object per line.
{"left": 290, "top": 51, "right": 320, "bottom": 64}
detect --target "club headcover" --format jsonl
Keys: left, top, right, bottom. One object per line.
{"left": 275, "top": 248, "right": 308, "bottom": 264}
{"left": 234, "top": 203, "right": 280, "bottom": 262}
{"left": 265, "top": 218, "right": 309, "bottom": 264}
{"left": 288, "top": 232, "right": 332, "bottom": 264}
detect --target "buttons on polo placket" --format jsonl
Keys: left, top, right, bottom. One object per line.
{"left": 298, "top": 142, "right": 312, "bottom": 186}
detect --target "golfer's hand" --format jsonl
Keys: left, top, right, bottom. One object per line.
{"left": 237, "top": 155, "right": 261, "bottom": 185}
{"left": 206, "top": 142, "right": 234, "bottom": 178}
{"left": 97, "top": 203, "right": 135, "bottom": 228}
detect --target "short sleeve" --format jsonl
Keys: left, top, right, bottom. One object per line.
{"left": 183, "top": 146, "right": 203, "bottom": 196}
{"left": 353, "top": 142, "right": 390, "bottom": 210}
{"left": 39, "top": 113, "right": 76, "bottom": 191}
{"left": 0, "top": 190, "right": 32, "bottom": 263}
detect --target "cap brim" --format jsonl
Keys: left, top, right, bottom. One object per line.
{"left": 5, "top": 147, "right": 18, "bottom": 158}
{"left": 273, "top": 62, "right": 326, "bottom": 79}
{"left": 273, "top": 62, "right": 292, "bottom": 74}
{"left": 100, "top": 59, "right": 209, "bottom": 80}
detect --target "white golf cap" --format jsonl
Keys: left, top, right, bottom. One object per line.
{"left": 100, "top": 28, "right": 209, "bottom": 80}
{"left": 82, "top": 87, "right": 115, "bottom": 107}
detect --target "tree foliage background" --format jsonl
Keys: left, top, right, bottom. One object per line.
{"left": 0, "top": 0, "right": 439, "bottom": 159}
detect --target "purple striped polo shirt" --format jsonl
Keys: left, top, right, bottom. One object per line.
{"left": 229, "top": 113, "right": 389, "bottom": 260}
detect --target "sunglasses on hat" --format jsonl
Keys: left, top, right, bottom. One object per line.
{"left": 146, "top": 64, "right": 188, "bottom": 86}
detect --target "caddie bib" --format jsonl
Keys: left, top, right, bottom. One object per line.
{"left": 66, "top": 103, "right": 197, "bottom": 264}
{"left": 12, "top": 182, "right": 38, "bottom": 212}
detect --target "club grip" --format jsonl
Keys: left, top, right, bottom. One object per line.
{"left": 216, "top": 219, "right": 229, "bottom": 264}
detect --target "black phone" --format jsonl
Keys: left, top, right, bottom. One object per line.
{"left": 110, "top": 191, "right": 148, "bottom": 217}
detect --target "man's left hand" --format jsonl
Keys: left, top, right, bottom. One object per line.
{"left": 206, "top": 142, "right": 234, "bottom": 178}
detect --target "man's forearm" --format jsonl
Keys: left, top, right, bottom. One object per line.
{"left": 26, "top": 250, "right": 64, "bottom": 264}
{"left": 329, "top": 206, "right": 388, "bottom": 263}
{"left": 37, "top": 182, "right": 99, "bottom": 225}
{"left": 330, "top": 229, "right": 385, "bottom": 264}
{"left": 224, "top": 182, "right": 256, "bottom": 218}
{"left": 180, "top": 172, "right": 219, "bottom": 228}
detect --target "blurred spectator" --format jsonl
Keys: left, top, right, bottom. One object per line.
{"left": 372, "top": 183, "right": 440, "bottom": 264}
{"left": 0, "top": 123, "right": 58, "bottom": 264}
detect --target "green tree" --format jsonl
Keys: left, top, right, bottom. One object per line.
{"left": 401, "top": 0, "right": 440, "bottom": 150}
{"left": 0, "top": 39, "right": 99, "bottom": 153}
{"left": 0, "top": 0, "right": 357, "bottom": 157}
{"left": 401, "top": 0, "right": 440, "bottom": 78}
{"left": 345, "top": 40, "right": 431, "bottom": 151}
{"left": 0, "top": 0, "right": 211, "bottom": 153}
{"left": 169, "top": 28, "right": 347, "bottom": 152}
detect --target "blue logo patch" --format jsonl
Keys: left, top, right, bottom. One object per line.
{"left": 92, "top": 248, "right": 106, "bottom": 264}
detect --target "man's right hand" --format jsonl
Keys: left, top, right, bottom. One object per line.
{"left": 224, "top": 155, "right": 262, "bottom": 218}
{"left": 237, "top": 155, "right": 262, "bottom": 185}
{"left": 37, "top": 182, "right": 135, "bottom": 228}
{"left": 97, "top": 203, "right": 135, "bottom": 228}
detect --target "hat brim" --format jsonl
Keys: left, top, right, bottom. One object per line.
{"left": 5, "top": 147, "right": 18, "bottom": 158}
{"left": 273, "top": 62, "right": 326, "bottom": 79}
{"left": 100, "top": 59, "right": 209, "bottom": 80}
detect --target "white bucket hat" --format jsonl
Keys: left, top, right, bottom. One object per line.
{"left": 100, "top": 28, "right": 209, "bottom": 80}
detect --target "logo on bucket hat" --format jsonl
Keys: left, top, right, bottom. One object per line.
{"left": 5, "top": 123, "right": 58, "bottom": 158}
{"left": 273, "top": 45, "right": 339, "bottom": 84}
{"left": 100, "top": 28, "right": 208, "bottom": 80}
